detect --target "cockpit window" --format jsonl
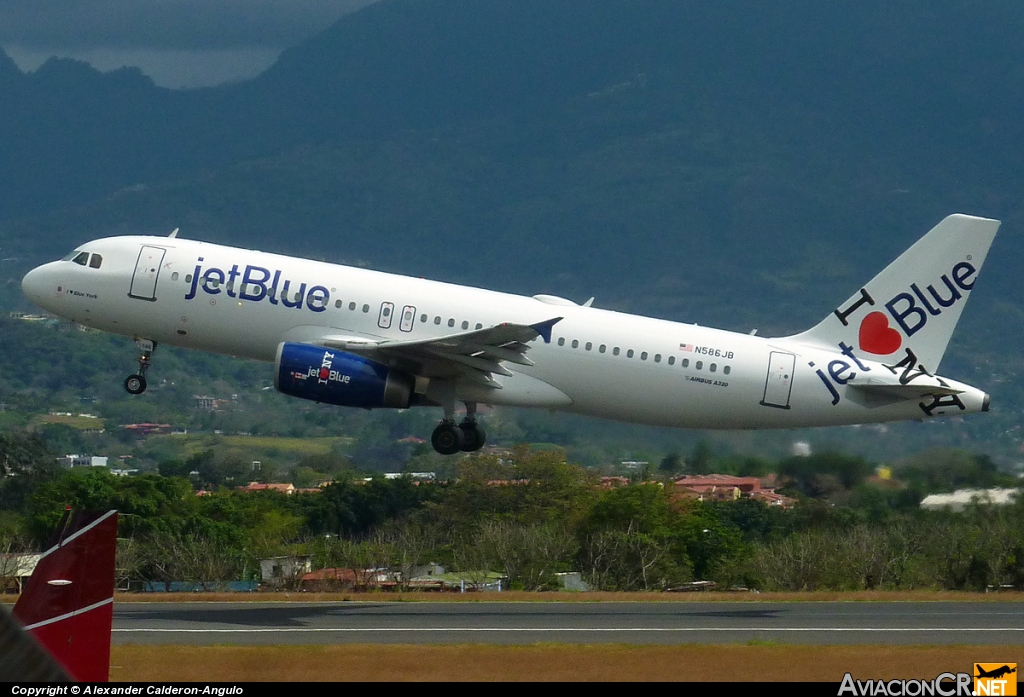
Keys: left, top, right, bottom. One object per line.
{"left": 88, "top": 254, "right": 103, "bottom": 269}
{"left": 71, "top": 252, "right": 89, "bottom": 266}
{"left": 62, "top": 250, "right": 83, "bottom": 261}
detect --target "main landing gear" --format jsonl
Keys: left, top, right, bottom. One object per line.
{"left": 431, "top": 403, "right": 487, "bottom": 455}
{"left": 124, "top": 338, "right": 156, "bottom": 395}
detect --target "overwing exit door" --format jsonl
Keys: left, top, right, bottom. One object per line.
{"left": 128, "top": 246, "right": 166, "bottom": 301}
{"left": 761, "top": 351, "right": 795, "bottom": 409}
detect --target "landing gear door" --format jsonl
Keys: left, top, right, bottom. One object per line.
{"left": 761, "top": 351, "right": 795, "bottom": 409}
{"left": 128, "top": 246, "right": 166, "bottom": 301}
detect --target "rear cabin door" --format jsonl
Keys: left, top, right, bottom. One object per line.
{"left": 760, "top": 351, "right": 795, "bottom": 409}
{"left": 128, "top": 246, "right": 166, "bottom": 301}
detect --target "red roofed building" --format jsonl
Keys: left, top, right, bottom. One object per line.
{"left": 749, "top": 490, "right": 797, "bottom": 508}
{"left": 674, "top": 475, "right": 764, "bottom": 493}
{"left": 673, "top": 474, "right": 796, "bottom": 508}
{"left": 237, "top": 482, "right": 296, "bottom": 494}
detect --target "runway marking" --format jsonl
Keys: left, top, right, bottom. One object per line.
{"left": 113, "top": 627, "right": 1024, "bottom": 633}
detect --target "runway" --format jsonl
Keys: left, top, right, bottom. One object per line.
{"left": 112, "top": 601, "right": 1024, "bottom": 645}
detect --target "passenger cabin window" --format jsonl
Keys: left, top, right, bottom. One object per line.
{"left": 599, "top": 345, "right": 606, "bottom": 353}
{"left": 349, "top": 302, "right": 357, "bottom": 311}
{"left": 335, "top": 299, "right": 343, "bottom": 308}
{"left": 558, "top": 338, "right": 565, "bottom": 346}
{"left": 72, "top": 252, "right": 89, "bottom": 266}
{"left": 571, "top": 340, "right": 579, "bottom": 348}
{"left": 640, "top": 352, "right": 648, "bottom": 361}
{"left": 668, "top": 356, "right": 675, "bottom": 365}
{"left": 585, "top": 342, "right": 592, "bottom": 351}
{"left": 462, "top": 321, "right": 469, "bottom": 330}
{"left": 724, "top": 366, "right": 731, "bottom": 375}
{"left": 627, "top": 349, "right": 634, "bottom": 358}
{"left": 88, "top": 254, "right": 103, "bottom": 269}
{"left": 682, "top": 358, "right": 690, "bottom": 367}
{"left": 696, "top": 361, "right": 703, "bottom": 370}
{"left": 421, "top": 314, "right": 428, "bottom": 323}
{"left": 613, "top": 347, "right": 620, "bottom": 356}
{"left": 710, "top": 363, "right": 717, "bottom": 372}
{"left": 447, "top": 318, "right": 455, "bottom": 327}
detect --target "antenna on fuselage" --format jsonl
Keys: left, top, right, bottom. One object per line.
{"left": 168, "top": 228, "right": 179, "bottom": 238}
{"left": 583, "top": 297, "right": 595, "bottom": 307}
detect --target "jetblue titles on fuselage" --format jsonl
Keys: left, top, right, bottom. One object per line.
{"left": 185, "top": 258, "right": 331, "bottom": 313}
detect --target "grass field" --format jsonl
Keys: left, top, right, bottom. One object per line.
{"left": 145, "top": 433, "right": 351, "bottom": 458}
{"left": 109, "top": 644, "right": 1023, "bottom": 682}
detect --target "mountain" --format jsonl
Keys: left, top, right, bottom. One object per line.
{"left": 2, "top": 1, "right": 1023, "bottom": 354}
{"left": 3, "top": 1, "right": 1024, "bottom": 456}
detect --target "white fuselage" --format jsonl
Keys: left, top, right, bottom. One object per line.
{"left": 21, "top": 235, "right": 989, "bottom": 429}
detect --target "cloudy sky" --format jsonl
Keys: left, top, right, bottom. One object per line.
{"left": 0, "top": 0, "right": 378, "bottom": 88}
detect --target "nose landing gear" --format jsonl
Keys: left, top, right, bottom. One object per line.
{"left": 124, "top": 338, "right": 156, "bottom": 395}
{"left": 430, "top": 402, "right": 487, "bottom": 455}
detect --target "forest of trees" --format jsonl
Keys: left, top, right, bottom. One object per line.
{"left": 2, "top": 431, "right": 1022, "bottom": 593}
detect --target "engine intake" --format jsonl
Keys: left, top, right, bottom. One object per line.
{"left": 274, "top": 342, "right": 413, "bottom": 409}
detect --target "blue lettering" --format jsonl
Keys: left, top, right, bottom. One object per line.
{"left": 886, "top": 292, "right": 927, "bottom": 336}
{"left": 828, "top": 360, "right": 855, "bottom": 385}
{"left": 201, "top": 268, "right": 225, "bottom": 295}
{"left": 811, "top": 362, "right": 841, "bottom": 406}
{"left": 184, "top": 263, "right": 201, "bottom": 300}
{"left": 306, "top": 285, "right": 329, "bottom": 312}
{"left": 926, "top": 275, "right": 962, "bottom": 308}
{"left": 226, "top": 265, "right": 241, "bottom": 298}
{"left": 951, "top": 261, "right": 976, "bottom": 290}
{"left": 910, "top": 283, "right": 941, "bottom": 316}
{"left": 268, "top": 270, "right": 282, "bottom": 305}
{"left": 280, "top": 280, "right": 307, "bottom": 309}
{"left": 838, "top": 341, "right": 871, "bottom": 372}
{"left": 240, "top": 265, "right": 270, "bottom": 302}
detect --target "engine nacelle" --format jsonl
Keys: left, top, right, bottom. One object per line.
{"left": 274, "top": 342, "right": 413, "bottom": 409}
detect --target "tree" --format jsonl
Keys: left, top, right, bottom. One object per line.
{"left": 659, "top": 452, "right": 683, "bottom": 475}
{"left": 687, "top": 441, "right": 715, "bottom": 474}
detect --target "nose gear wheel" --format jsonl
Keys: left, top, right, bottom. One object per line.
{"left": 124, "top": 339, "right": 156, "bottom": 395}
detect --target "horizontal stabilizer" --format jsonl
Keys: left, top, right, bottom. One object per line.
{"left": 847, "top": 377, "right": 963, "bottom": 401}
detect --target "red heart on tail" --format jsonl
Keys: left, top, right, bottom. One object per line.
{"left": 858, "top": 311, "right": 902, "bottom": 355}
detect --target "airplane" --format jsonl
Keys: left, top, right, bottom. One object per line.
{"left": 20, "top": 214, "right": 999, "bottom": 454}
{"left": 0, "top": 508, "right": 118, "bottom": 682}
{"left": 976, "top": 665, "right": 1017, "bottom": 680}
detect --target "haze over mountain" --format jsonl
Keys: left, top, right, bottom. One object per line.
{"left": 2, "top": 0, "right": 1023, "bottom": 382}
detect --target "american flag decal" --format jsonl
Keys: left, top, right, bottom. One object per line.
{"left": 679, "top": 343, "right": 694, "bottom": 352}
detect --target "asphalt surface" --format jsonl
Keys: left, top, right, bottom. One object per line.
{"left": 111, "top": 601, "right": 1024, "bottom": 645}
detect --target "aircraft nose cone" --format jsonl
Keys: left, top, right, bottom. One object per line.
{"left": 22, "top": 264, "right": 55, "bottom": 308}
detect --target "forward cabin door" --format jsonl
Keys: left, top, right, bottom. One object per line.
{"left": 760, "top": 351, "right": 795, "bottom": 409}
{"left": 128, "top": 246, "right": 166, "bottom": 301}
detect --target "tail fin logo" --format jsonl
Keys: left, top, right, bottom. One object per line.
{"left": 859, "top": 312, "right": 903, "bottom": 355}
{"left": 833, "top": 260, "right": 977, "bottom": 357}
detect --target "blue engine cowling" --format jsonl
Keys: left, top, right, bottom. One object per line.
{"left": 274, "top": 342, "right": 413, "bottom": 409}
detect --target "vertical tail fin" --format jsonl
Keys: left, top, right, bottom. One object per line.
{"left": 12, "top": 509, "right": 118, "bottom": 682}
{"left": 785, "top": 214, "right": 1000, "bottom": 372}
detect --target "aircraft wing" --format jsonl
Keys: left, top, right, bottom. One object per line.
{"left": 315, "top": 317, "right": 562, "bottom": 388}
